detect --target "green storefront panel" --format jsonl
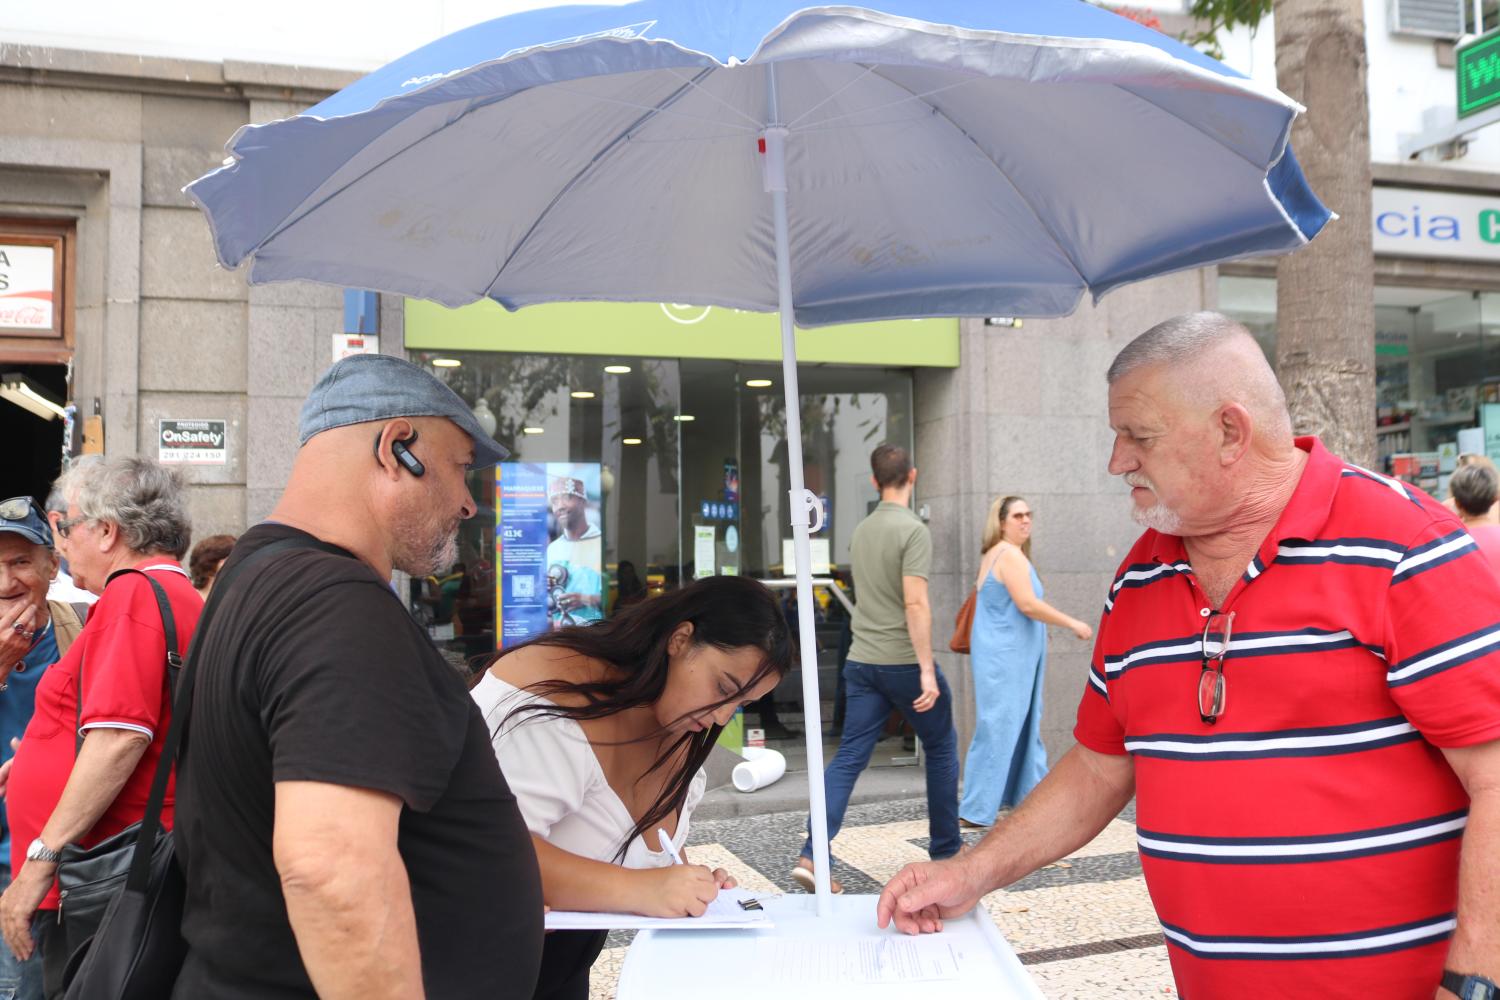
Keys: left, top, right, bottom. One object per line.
{"left": 404, "top": 298, "right": 960, "bottom": 367}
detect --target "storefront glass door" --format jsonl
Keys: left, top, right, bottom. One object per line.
{"left": 1219, "top": 276, "right": 1500, "bottom": 493}
{"left": 408, "top": 348, "right": 913, "bottom": 746}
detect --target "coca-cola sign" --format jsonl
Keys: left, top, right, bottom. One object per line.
{"left": 0, "top": 244, "right": 55, "bottom": 332}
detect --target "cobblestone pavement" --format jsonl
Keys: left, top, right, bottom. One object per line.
{"left": 589, "top": 797, "right": 1178, "bottom": 999}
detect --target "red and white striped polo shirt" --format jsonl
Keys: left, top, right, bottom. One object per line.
{"left": 1075, "top": 436, "right": 1500, "bottom": 999}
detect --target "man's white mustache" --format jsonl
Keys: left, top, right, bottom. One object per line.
{"left": 1123, "top": 473, "right": 1155, "bottom": 491}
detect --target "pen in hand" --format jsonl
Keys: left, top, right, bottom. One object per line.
{"left": 656, "top": 827, "right": 686, "bottom": 866}
{"left": 657, "top": 828, "right": 737, "bottom": 892}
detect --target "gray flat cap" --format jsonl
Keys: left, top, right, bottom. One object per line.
{"left": 299, "top": 354, "right": 509, "bottom": 468}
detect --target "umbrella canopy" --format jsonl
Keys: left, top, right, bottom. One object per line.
{"left": 186, "top": 0, "right": 1329, "bottom": 918}
{"left": 187, "top": 0, "right": 1329, "bottom": 325}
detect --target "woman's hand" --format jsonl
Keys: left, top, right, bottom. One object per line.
{"left": 634, "top": 865, "right": 720, "bottom": 917}
{"left": 1070, "top": 619, "right": 1094, "bottom": 642}
{"left": 711, "top": 868, "right": 736, "bottom": 890}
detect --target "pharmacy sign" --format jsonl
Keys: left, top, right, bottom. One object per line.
{"left": 1458, "top": 29, "right": 1500, "bottom": 118}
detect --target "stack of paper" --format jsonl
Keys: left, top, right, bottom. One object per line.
{"left": 756, "top": 936, "right": 965, "bottom": 986}
{"left": 543, "top": 888, "right": 775, "bottom": 931}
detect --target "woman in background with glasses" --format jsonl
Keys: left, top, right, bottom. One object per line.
{"left": 959, "top": 496, "right": 1094, "bottom": 829}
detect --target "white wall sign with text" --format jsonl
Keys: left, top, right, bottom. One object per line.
{"left": 0, "top": 244, "right": 56, "bottom": 332}
{"left": 781, "top": 538, "right": 831, "bottom": 577}
{"left": 159, "top": 419, "right": 228, "bottom": 465}
{"left": 694, "top": 525, "right": 716, "bottom": 579}
{"left": 1372, "top": 187, "right": 1500, "bottom": 262}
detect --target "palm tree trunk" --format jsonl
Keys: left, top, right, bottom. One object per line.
{"left": 1273, "top": 0, "right": 1378, "bottom": 467}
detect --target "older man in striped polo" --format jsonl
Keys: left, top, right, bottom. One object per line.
{"left": 878, "top": 312, "right": 1500, "bottom": 1000}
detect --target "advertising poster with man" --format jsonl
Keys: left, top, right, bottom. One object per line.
{"left": 496, "top": 462, "right": 604, "bottom": 647}
{"left": 544, "top": 467, "right": 604, "bottom": 628}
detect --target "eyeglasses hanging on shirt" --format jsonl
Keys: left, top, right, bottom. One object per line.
{"left": 1198, "top": 610, "right": 1236, "bottom": 725}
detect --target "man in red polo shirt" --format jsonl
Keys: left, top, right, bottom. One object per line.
{"left": 0, "top": 458, "right": 201, "bottom": 996}
{"left": 877, "top": 312, "right": 1500, "bottom": 1000}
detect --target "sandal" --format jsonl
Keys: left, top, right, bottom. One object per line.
{"left": 790, "top": 860, "right": 843, "bottom": 894}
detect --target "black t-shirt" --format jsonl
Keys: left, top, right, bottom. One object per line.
{"left": 172, "top": 524, "right": 542, "bottom": 999}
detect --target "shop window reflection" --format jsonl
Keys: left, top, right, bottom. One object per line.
{"left": 410, "top": 350, "right": 683, "bottom": 662}
{"left": 408, "top": 350, "right": 913, "bottom": 677}
{"left": 739, "top": 366, "right": 912, "bottom": 578}
{"left": 1218, "top": 276, "right": 1499, "bottom": 492}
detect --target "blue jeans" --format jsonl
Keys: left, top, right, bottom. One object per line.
{"left": 0, "top": 866, "right": 44, "bottom": 1000}
{"left": 802, "top": 661, "right": 962, "bottom": 862}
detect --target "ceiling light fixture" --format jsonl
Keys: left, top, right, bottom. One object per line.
{"left": 673, "top": 414, "right": 695, "bottom": 422}
{"left": 745, "top": 378, "right": 774, "bottom": 388}
{"left": 604, "top": 364, "right": 632, "bottom": 374}
{"left": 431, "top": 357, "right": 462, "bottom": 368}
{"left": 622, "top": 437, "right": 643, "bottom": 445}
{"left": 0, "top": 373, "right": 66, "bottom": 421}
{"left": 570, "top": 390, "right": 596, "bottom": 399}
{"left": 522, "top": 426, "right": 545, "bottom": 435}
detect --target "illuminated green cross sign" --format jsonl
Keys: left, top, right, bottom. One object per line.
{"left": 1458, "top": 29, "right": 1500, "bottom": 119}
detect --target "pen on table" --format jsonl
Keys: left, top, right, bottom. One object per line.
{"left": 656, "top": 827, "right": 686, "bottom": 866}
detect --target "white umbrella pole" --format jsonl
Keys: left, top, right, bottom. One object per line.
{"left": 762, "top": 66, "right": 833, "bottom": 918}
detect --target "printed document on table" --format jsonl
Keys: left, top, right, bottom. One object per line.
{"left": 543, "top": 888, "right": 774, "bottom": 930}
{"left": 756, "top": 936, "right": 964, "bottom": 985}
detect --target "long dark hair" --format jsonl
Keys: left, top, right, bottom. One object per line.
{"left": 487, "top": 575, "right": 795, "bottom": 859}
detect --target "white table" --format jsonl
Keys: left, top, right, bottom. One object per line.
{"left": 616, "top": 894, "right": 1044, "bottom": 998}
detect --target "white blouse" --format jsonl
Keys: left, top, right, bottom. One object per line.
{"left": 471, "top": 671, "right": 707, "bottom": 869}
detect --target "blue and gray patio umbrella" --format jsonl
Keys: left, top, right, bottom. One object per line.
{"left": 187, "top": 0, "right": 1330, "bottom": 915}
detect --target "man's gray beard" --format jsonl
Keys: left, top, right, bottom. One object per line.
{"left": 392, "top": 520, "right": 459, "bottom": 577}
{"left": 1130, "top": 500, "right": 1184, "bottom": 535}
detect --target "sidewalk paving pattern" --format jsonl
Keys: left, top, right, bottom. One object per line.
{"left": 588, "top": 798, "right": 1178, "bottom": 998}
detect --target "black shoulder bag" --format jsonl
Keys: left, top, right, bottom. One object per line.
{"left": 55, "top": 569, "right": 182, "bottom": 980}
{"left": 60, "top": 536, "right": 347, "bottom": 1000}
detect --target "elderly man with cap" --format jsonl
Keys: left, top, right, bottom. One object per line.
{"left": 546, "top": 476, "right": 603, "bottom": 628}
{"left": 171, "top": 355, "right": 543, "bottom": 1000}
{"left": 0, "top": 499, "right": 84, "bottom": 1000}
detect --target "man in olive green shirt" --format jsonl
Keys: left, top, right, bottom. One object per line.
{"left": 794, "top": 445, "right": 961, "bottom": 892}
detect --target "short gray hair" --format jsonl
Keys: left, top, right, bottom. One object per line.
{"left": 1108, "top": 311, "right": 1257, "bottom": 383}
{"left": 53, "top": 456, "right": 192, "bottom": 559}
{"left": 44, "top": 455, "right": 99, "bottom": 514}
{"left": 1106, "top": 311, "right": 1292, "bottom": 444}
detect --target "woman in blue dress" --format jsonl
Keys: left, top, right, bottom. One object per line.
{"left": 959, "top": 496, "right": 1094, "bottom": 827}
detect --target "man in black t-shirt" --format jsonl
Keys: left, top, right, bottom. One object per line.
{"left": 172, "top": 355, "right": 542, "bottom": 999}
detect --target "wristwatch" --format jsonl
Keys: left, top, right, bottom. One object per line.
{"left": 1443, "top": 971, "right": 1498, "bottom": 1000}
{"left": 25, "top": 837, "right": 60, "bottom": 864}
